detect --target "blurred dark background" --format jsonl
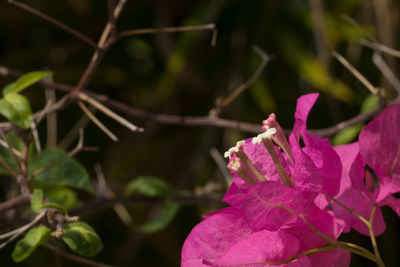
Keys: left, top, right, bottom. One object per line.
{"left": 0, "top": 0, "right": 399, "bottom": 266}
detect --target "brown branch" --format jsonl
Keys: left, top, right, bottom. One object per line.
{"left": 361, "top": 39, "right": 400, "bottom": 58}
{"left": 8, "top": 0, "right": 98, "bottom": 49}
{"left": 211, "top": 46, "right": 271, "bottom": 116}
{"left": 0, "top": 194, "right": 30, "bottom": 213}
{"left": 120, "top": 23, "right": 216, "bottom": 37}
{"left": 0, "top": 66, "right": 393, "bottom": 137}
{"left": 43, "top": 244, "right": 116, "bottom": 267}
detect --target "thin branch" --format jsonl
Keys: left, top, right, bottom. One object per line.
{"left": 43, "top": 244, "right": 116, "bottom": 267}
{"left": 372, "top": 51, "right": 400, "bottom": 94}
{"left": 121, "top": 23, "right": 216, "bottom": 37}
{"left": 78, "top": 92, "right": 144, "bottom": 133}
{"left": 212, "top": 46, "right": 271, "bottom": 115}
{"left": 209, "top": 147, "right": 232, "bottom": 187}
{"left": 31, "top": 121, "right": 41, "bottom": 154}
{"left": 78, "top": 101, "right": 119, "bottom": 142}
{"left": 361, "top": 39, "right": 400, "bottom": 58}
{"left": 44, "top": 77, "right": 58, "bottom": 149}
{"left": 71, "top": 0, "right": 127, "bottom": 96}
{"left": 333, "top": 51, "right": 379, "bottom": 95}
{"left": 8, "top": 0, "right": 98, "bottom": 49}
{"left": 0, "top": 65, "right": 392, "bottom": 137}
{"left": 0, "top": 194, "right": 30, "bottom": 213}
{"left": 0, "top": 211, "right": 46, "bottom": 249}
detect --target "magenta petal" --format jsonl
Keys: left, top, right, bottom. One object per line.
{"left": 332, "top": 188, "right": 386, "bottom": 236}
{"left": 225, "top": 181, "right": 313, "bottom": 231}
{"left": 214, "top": 230, "right": 300, "bottom": 266}
{"left": 334, "top": 143, "right": 359, "bottom": 195}
{"left": 359, "top": 104, "right": 400, "bottom": 184}
{"left": 181, "top": 207, "right": 253, "bottom": 267}
{"left": 308, "top": 249, "right": 351, "bottom": 267}
{"left": 289, "top": 94, "right": 341, "bottom": 196}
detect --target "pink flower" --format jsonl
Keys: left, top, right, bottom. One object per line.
{"left": 332, "top": 104, "right": 400, "bottom": 236}
{"left": 182, "top": 94, "right": 350, "bottom": 266}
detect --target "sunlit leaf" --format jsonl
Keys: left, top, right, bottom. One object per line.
{"left": 124, "top": 176, "right": 171, "bottom": 197}
{"left": 361, "top": 94, "right": 379, "bottom": 113}
{"left": 29, "top": 149, "right": 93, "bottom": 193}
{"left": 0, "top": 93, "right": 32, "bottom": 129}
{"left": 62, "top": 222, "right": 103, "bottom": 257}
{"left": 12, "top": 225, "right": 51, "bottom": 262}
{"left": 31, "top": 189, "right": 43, "bottom": 213}
{"left": 137, "top": 201, "right": 180, "bottom": 233}
{"left": 3, "top": 71, "right": 52, "bottom": 95}
{"left": 332, "top": 123, "right": 364, "bottom": 146}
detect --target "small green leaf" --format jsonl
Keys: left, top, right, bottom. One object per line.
{"left": 361, "top": 94, "right": 379, "bottom": 113}
{"left": 0, "top": 132, "right": 24, "bottom": 174}
{"left": 62, "top": 222, "right": 103, "bottom": 257}
{"left": 29, "top": 149, "right": 93, "bottom": 193}
{"left": 0, "top": 93, "right": 32, "bottom": 129}
{"left": 124, "top": 176, "right": 171, "bottom": 197}
{"left": 332, "top": 123, "right": 364, "bottom": 146}
{"left": 3, "top": 71, "right": 52, "bottom": 95}
{"left": 12, "top": 225, "right": 51, "bottom": 262}
{"left": 31, "top": 189, "right": 44, "bottom": 213}
{"left": 45, "top": 187, "right": 80, "bottom": 211}
{"left": 137, "top": 202, "right": 180, "bottom": 233}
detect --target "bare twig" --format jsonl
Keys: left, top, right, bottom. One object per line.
{"left": 121, "top": 23, "right": 216, "bottom": 37}
{"left": 78, "top": 92, "right": 144, "bottom": 133}
{"left": 0, "top": 65, "right": 391, "bottom": 137}
{"left": 341, "top": 15, "right": 376, "bottom": 41}
{"left": 78, "top": 101, "right": 119, "bottom": 142}
{"left": 71, "top": 0, "right": 127, "bottom": 96}
{"left": 0, "top": 211, "right": 46, "bottom": 249}
{"left": 8, "top": 0, "right": 97, "bottom": 49}
{"left": 372, "top": 51, "right": 400, "bottom": 94}
{"left": 31, "top": 121, "right": 41, "bottom": 154}
{"left": 44, "top": 77, "right": 58, "bottom": 149}
{"left": 0, "top": 194, "right": 30, "bottom": 213}
{"left": 58, "top": 112, "right": 91, "bottom": 149}
{"left": 209, "top": 147, "right": 232, "bottom": 187}
{"left": 94, "top": 164, "right": 132, "bottom": 225}
{"left": 212, "top": 46, "right": 270, "bottom": 115}
{"left": 361, "top": 39, "right": 400, "bottom": 58}
{"left": 333, "top": 51, "right": 379, "bottom": 95}
{"left": 43, "top": 244, "right": 116, "bottom": 267}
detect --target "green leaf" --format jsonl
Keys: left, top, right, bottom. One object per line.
{"left": 31, "top": 189, "right": 44, "bottom": 213}
{"left": 45, "top": 187, "right": 80, "bottom": 211}
{"left": 3, "top": 71, "right": 52, "bottom": 95}
{"left": 0, "top": 93, "right": 33, "bottom": 129}
{"left": 62, "top": 222, "right": 103, "bottom": 257}
{"left": 137, "top": 202, "right": 180, "bottom": 233}
{"left": 12, "top": 225, "right": 51, "bottom": 262}
{"left": 0, "top": 132, "right": 25, "bottom": 175}
{"left": 29, "top": 149, "right": 93, "bottom": 193}
{"left": 332, "top": 123, "right": 364, "bottom": 146}
{"left": 124, "top": 176, "right": 171, "bottom": 197}
{"left": 361, "top": 94, "right": 379, "bottom": 113}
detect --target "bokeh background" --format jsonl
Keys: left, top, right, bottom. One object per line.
{"left": 0, "top": 0, "right": 399, "bottom": 266}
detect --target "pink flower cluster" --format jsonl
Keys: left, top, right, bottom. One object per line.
{"left": 182, "top": 94, "right": 400, "bottom": 266}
